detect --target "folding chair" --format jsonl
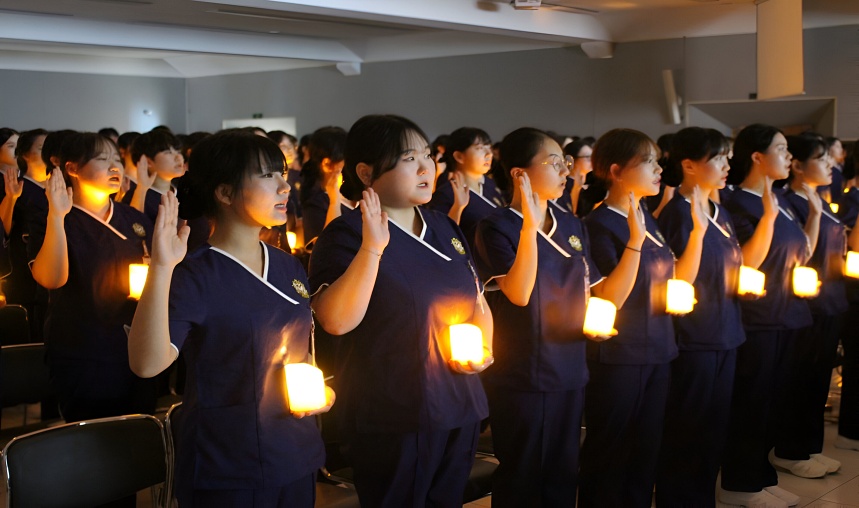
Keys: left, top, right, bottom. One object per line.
{"left": 2, "top": 414, "right": 168, "bottom": 508}
{"left": 0, "top": 343, "right": 59, "bottom": 447}
{"left": 0, "top": 306, "right": 29, "bottom": 346}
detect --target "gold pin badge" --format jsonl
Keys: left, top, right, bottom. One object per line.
{"left": 568, "top": 235, "right": 583, "bottom": 251}
{"left": 132, "top": 223, "right": 147, "bottom": 238}
{"left": 451, "top": 238, "right": 466, "bottom": 255}
{"left": 292, "top": 280, "right": 310, "bottom": 299}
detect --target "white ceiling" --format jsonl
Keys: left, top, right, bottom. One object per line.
{"left": 0, "top": 0, "right": 856, "bottom": 78}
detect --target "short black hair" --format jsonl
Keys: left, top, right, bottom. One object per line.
{"left": 664, "top": 127, "right": 730, "bottom": 186}
{"left": 131, "top": 130, "right": 181, "bottom": 164}
{"left": 499, "top": 127, "right": 552, "bottom": 174}
{"left": 727, "top": 124, "right": 783, "bottom": 186}
{"left": 444, "top": 127, "right": 491, "bottom": 171}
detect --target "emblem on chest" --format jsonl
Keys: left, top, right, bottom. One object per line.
{"left": 292, "top": 279, "right": 310, "bottom": 299}
{"left": 132, "top": 223, "right": 147, "bottom": 238}
{"left": 451, "top": 238, "right": 466, "bottom": 255}
{"left": 568, "top": 235, "right": 583, "bottom": 251}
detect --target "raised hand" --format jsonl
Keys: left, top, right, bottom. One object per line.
{"left": 136, "top": 156, "right": 156, "bottom": 191}
{"left": 803, "top": 182, "right": 823, "bottom": 216}
{"left": 45, "top": 168, "right": 72, "bottom": 219}
{"left": 359, "top": 188, "right": 389, "bottom": 256}
{"left": 762, "top": 176, "right": 779, "bottom": 221}
{"left": 450, "top": 171, "right": 470, "bottom": 211}
{"left": 448, "top": 353, "right": 495, "bottom": 375}
{"left": 324, "top": 165, "right": 343, "bottom": 200}
{"left": 151, "top": 191, "right": 189, "bottom": 269}
{"left": 3, "top": 168, "right": 22, "bottom": 200}
{"left": 627, "top": 192, "right": 646, "bottom": 249}
{"left": 689, "top": 185, "right": 710, "bottom": 233}
{"left": 518, "top": 172, "right": 541, "bottom": 231}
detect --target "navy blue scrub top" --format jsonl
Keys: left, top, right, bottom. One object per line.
{"left": 785, "top": 190, "right": 848, "bottom": 316}
{"left": 6, "top": 177, "right": 48, "bottom": 303}
{"left": 122, "top": 185, "right": 210, "bottom": 254}
{"left": 168, "top": 242, "right": 324, "bottom": 490}
{"left": 723, "top": 188, "right": 813, "bottom": 330}
{"left": 838, "top": 187, "right": 859, "bottom": 230}
{"left": 584, "top": 203, "right": 678, "bottom": 365}
{"left": 28, "top": 201, "right": 152, "bottom": 362}
{"left": 0, "top": 217, "right": 8, "bottom": 279}
{"left": 657, "top": 193, "right": 746, "bottom": 351}
{"left": 474, "top": 205, "right": 600, "bottom": 392}
{"left": 308, "top": 206, "right": 489, "bottom": 434}
{"left": 428, "top": 176, "right": 506, "bottom": 250}
{"left": 286, "top": 168, "right": 302, "bottom": 218}
{"left": 301, "top": 185, "right": 352, "bottom": 246}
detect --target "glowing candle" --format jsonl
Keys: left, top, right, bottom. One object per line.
{"left": 128, "top": 263, "right": 149, "bottom": 300}
{"left": 286, "top": 231, "right": 297, "bottom": 250}
{"left": 582, "top": 297, "right": 617, "bottom": 337}
{"left": 336, "top": 173, "right": 343, "bottom": 189}
{"left": 666, "top": 279, "right": 695, "bottom": 315}
{"left": 285, "top": 363, "right": 327, "bottom": 413}
{"left": 830, "top": 202, "right": 840, "bottom": 214}
{"left": 846, "top": 252, "right": 859, "bottom": 278}
{"left": 792, "top": 266, "right": 820, "bottom": 298}
{"left": 449, "top": 323, "right": 484, "bottom": 365}
{"left": 738, "top": 266, "right": 766, "bottom": 296}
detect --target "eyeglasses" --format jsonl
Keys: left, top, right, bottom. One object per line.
{"left": 542, "top": 155, "right": 574, "bottom": 172}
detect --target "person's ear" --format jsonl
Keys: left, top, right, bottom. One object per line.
{"left": 65, "top": 162, "right": 77, "bottom": 177}
{"left": 214, "top": 183, "right": 233, "bottom": 206}
{"left": 751, "top": 151, "right": 764, "bottom": 167}
{"left": 321, "top": 157, "right": 332, "bottom": 173}
{"left": 356, "top": 163, "right": 373, "bottom": 187}
{"left": 453, "top": 150, "right": 466, "bottom": 166}
{"left": 681, "top": 159, "right": 695, "bottom": 177}
{"left": 609, "top": 163, "right": 622, "bottom": 181}
{"left": 510, "top": 167, "right": 525, "bottom": 180}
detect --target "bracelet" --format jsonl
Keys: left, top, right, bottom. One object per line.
{"left": 361, "top": 247, "right": 382, "bottom": 257}
{"left": 625, "top": 245, "right": 641, "bottom": 253}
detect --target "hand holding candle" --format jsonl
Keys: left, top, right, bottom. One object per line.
{"left": 665, "top": 279, "right": 696, "bottom": 315}
{"left": 285, "top": 363, "right": 335, "bottom": 417}
{"left": 583, "top": 297, "right": 618, "bottom": 341}
{"left": 737, "top": 265, "right": 766, "bottom": 298}
{"left": 792, "top": 266, "right": 820, "bottom": 298}
{"left": 448, "top": 323, "right": 494, "bottom": 374}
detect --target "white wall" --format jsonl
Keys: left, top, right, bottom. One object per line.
{"left": 0, "top": 71, "right": 186, "bottom": 133}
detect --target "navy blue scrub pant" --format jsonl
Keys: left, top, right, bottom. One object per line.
{"left": 578, "top": 361, "right": 671, "bottom": 508}
{"left": 773, "top": 313, "right": 843, "bottom": 459}
{"left": 721, "top": 328, "right": 801, "bottom": 492}
{"left": 840, "top": 303, "right": 859, "bottom": 440}
{"left": 484, "top": 385, "right": 584, "bottom": 508}
{"left": 180, "top": 473, "right": 316, "bottom": 508}
{"left": 655, "top": 348, "right": 737, "bottom": 508}
{"left": 349, "top": 422, "right": 481, "bottom": 508}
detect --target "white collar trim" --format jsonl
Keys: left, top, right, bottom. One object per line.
{"left": 209, "top": 242, "right": 299, "bottom": 304}
{"left": 387, "top": 207, "right": 451, "bottom": 261}
{"left": 72, "top": 201, "right": 126, "bottom": 240}
{"left": 606, "top": 204, "right": 664, "bottom": 247}
{"left": 508, "top": 206, "right": 572, "bottom": 258}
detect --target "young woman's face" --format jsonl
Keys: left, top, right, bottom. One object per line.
{"left": 150, "top": 147, "right": 185, "bottom": 180}
{"left": 522, "top": 138, "right": 569, "bottom": 201}
{"left": 22, "top": 134, "right": 47, "bottom": 174}
{"left": 614, "top": 143, "right": 662, "bottom": 197}
{"left": 793, "top": 147, "right": 832, "bottom": 187}
{"left": 277, "top": 137, "right": 297, "bottom": 167}
{"left": 371, "top": 131, "right": 435, "bottom": 208}
{"left": 829, "top": 140, "right": 845, "bottom": 165}
{"left": 71, "top": 144, "right": 123, "bottom": 196}
{"left": 233, "top": 166, "right": 291, "bottom": 228}
{"left": 1, "top": 135, "right": 18, "bottom": 167}
{"left": 572, "top": 144, "right": 593, "bottom": 177}
{"left": 756, "top": 132, "right": 791, "bottom": 181}
{"left": 686, "top": 151, "right": 730, "bottom": 192}
{"left": 455, "top": 139, "right": 492, "bottom": 176}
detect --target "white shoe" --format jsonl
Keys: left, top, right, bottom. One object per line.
{"left": 763, "top": 485, "right": 800, "bottom": 506}
{"left": 768, "top": 449, "right": 828, "bottom": 478}
{"left": 810, "top": 453, "right": 841, "bottom": 473}
{"left": 834, "top": 435, "right": 859, "bottom": 451}
{"left": 718, "top": 488, "right": 788, "bottom": 508}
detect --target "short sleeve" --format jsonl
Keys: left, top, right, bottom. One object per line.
{"left": 168, "top": 261, "right": 207, "bottom": 351}
{"left": 584, "top": 216, "right": 621, "bottom": 277}
{"left": 307, "top": 215, "right": 361, "bottom": 294}
{"left": 473, "top": 217, "right": 517, "bottom": 282}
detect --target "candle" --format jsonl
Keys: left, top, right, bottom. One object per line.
{"left": 286, "top": 231, "right": 297, "bottom": 250}
{"left": 792, "top": 266, "right": 820, "bottom": 298}
{"left": 449, "top": 323, "right": 484, "bottom": 365}
{"left": 285, "top": 363, "right": 327, "bottom": 413}
{"left": 830, "top": 202, "right": 840, "bottom": 214}
{"left": 665, "top": 279, "right": 695, "bottom": 315}
{"left": 738, "top": 266, "right": 766, "bottom": 296}
{"left": 846, "top": 252, "right": 859, "bottom": 278}
{"left": 583, "top": 297, "right": 617, "bottom": 337}
{"left": 128, "top": 263, "right": 149, "bottom": 300}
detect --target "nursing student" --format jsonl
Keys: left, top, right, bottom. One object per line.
{"left": 579, "top": 128, "right": 708, "bottom": 508}
{"left": 30, "top": 132, "right": 157, "bottom": 422}
{"left": 428, "top": 127, "right": 506, "bottom": 249}
{"left": 772, "top": 132, "right": 854, "bottom": 477}
{"left": 473, "top": 127, "right": 642, "bottom": 507}
{"left": 654, "top": 127, "right": 745, "bottom": 507}
{"left": 309, "top": 114, "right": 493, "bottom": 507}
{"left": 0, "top": 128, "right": 19, "bottom": 237}
{"left": 837, "top": 147, "right": 859, "bottom": 453}
{"left": 299, "top": 126, "right": 350, "bottom": 245}
{"left": 720, "top": 124, "right": 818, "bottom": 508}
{"left": 128, "top": 130, "right": 332, "bottom": 507}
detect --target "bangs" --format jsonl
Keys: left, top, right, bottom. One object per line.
{"left": 253, "top": 137, "right": 286, "bottom": 176}
{"left": 399, "top": 128, "right": 430, "bottom": 155}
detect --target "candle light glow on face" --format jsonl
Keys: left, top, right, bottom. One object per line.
{"left": 792, "top": 266, "right": 820, "bottom": 297}
{"left": 582, "top": 297, "right": 617, "bottom": 337}
{"left": 738, "top": 266, "right": 766, "bottom": 296}
{"left": 449, "top": 323, "right": 484, "bottom": 364}
{"left": 666, "top": 279, "right": 695, "bottom": 314}
{"left": 128, "top": 263, "right": 149, "bottom": 300}
{"left": 285, "top": 363, "right": 327, "bottom": 413}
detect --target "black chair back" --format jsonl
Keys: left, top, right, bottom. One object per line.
{"left": 0, "top": 305, "right": 30, "bottom": 346}
{"left": 2, "top": 414, "right": 168, "bottom": 508}
{"left": 0, "top": 343, "right": 50, "bottom": 408}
